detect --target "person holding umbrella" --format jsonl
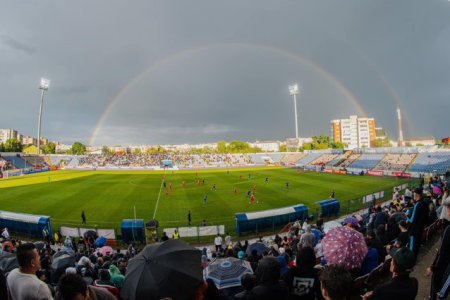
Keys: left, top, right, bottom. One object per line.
{"left": 7, "top": 243, "right": 53, "bottom": 300}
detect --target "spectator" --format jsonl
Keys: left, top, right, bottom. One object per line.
{"left": 318, "top": 265, "right": 352, "bottom": 300}
{"left": 7, "top": 243, "right": 53, "bottom": 300}
{"left": 299, "top": 226, "right": 315, "bottom": 250}
{"left": 0, "top": 269, "right": 7, "bottom": 300}
{"left": 427, "top": 197, "right": 450, "bottom": 300}
{"left": 395, "top": 220, "right": 409, "bottom": 248}
{"left": 234, "top": 274, "right": 255, "bottom": 300}
{"left": 214, "top": 234, "right": 223, "bottom": 252}
{"left": 160, "top": 231, "right": 169, "bottom": 242}
{"left": 360, "top": 238, "right": 379, "bottom": 276}
{"left": 407, "top": 188, "right": 429, "bottom": 255}
{"left": 363, "top": 247, "right": 418, "bottom": 300}
{"left": 283, "top": 246, "right": 322, "bottom": 300}
{"left": 248, "top": 256, "right": 288, "bottom": 300}
{"left": 56, "top": 273, "right": 116, "bottom": 300}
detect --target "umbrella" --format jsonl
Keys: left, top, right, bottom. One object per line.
{"left": 245, "top": 242, "right": 269, "bottom": 256}
{"left": 83, "top": 230, "right": 97, "bottom": 240}
{"left": 54, "top": 248, "right": 75, "bottom": 259}
{"left": 121, "top": 239, "right": 203, "bottom": 300}
{"left": 205, "top": 257, "right": 253, "bottom": 289}
{"left": 322, "top": 226, "right": 368, "bottom": 270}
{"left": 98, "top": 246, "right": 113, "bottom": 256}
{"left": 34, "top": 241, "right": 46, "bottom": 251}
{"left": 51, "top": 253, "right": 76, "bottom": 271}
{"left": 343, "top": 217, "right": 360, "bottom": 228}
{"left": 0, "top": 251, "right": 18, "bottom": 273}
{"left": 323, "top": 221, "right": 342, "bottom": 233}
{"left": 95, "top": 236, "right": 107, "bottom": 248}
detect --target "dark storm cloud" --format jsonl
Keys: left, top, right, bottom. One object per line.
{"left": 0, "top": 33, "right": 35, "bottom": 54}
{"left": 1, "top": 0, "right": 449, "bottom": 146}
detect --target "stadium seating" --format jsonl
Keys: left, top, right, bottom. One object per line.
{"left": 295, "top": 153, "right": 323, "bottom": 166}
{"left": 372, "top": 153, "right": 416, "bottom": 172}
{"left": 21, "top": 155, "right": 48, "bottom": 168}
{"left": 348, "top": 154, "right": 385, "bottom": 169}
{"left": 280, "top": 153, "right": 307, "bottom": 165}
{"left": 3, "top": 155, "right": 28, "bottom": 169}
{"left": 336, "top": 153, "right": 361, "bottom": 168}
{"left": 309, "top": 154, "right": 338, "bottom": 166}
{"left": 408, "top": 152, "right": 450, "bottom": 173}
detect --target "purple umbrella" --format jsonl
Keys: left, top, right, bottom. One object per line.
{"left": 322, "top": 226, "right": 367, "bottom": 270}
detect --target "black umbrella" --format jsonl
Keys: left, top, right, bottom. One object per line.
{"left": 121, "top": 239, "right": 203, "bottom": 300}
{"left": 245, "top": 242, "right": 269, "bottom": 256}
{"left": 53, "top": 249, "right": 75, "bottom": 260}
{"left": 0, "top": 251, "right": 18, "bottom": 273}
{"left": 83, "top": 230, "right": 98, "bottom": 240}
{"left": 51, "top": 254, "right": 76, "bottom": 271}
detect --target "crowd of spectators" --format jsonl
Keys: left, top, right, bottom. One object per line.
{"left": 1, "top": 174, "right": 450, "bottom": 299}
{"left": 77, "top": 153, "right": 252, "bottom": 169}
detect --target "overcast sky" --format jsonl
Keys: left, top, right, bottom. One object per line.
{"left": 1, "top": 0, "right": 449, "bottom": 146}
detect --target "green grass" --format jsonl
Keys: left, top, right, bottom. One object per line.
{"left": 0, "top": 168, "right": 412, "bottom": 233}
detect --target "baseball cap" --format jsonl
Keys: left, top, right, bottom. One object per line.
{"left": 389, "top": 247, "right": 416, "bottom": 272}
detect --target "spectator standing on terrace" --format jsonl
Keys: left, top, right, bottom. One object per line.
{"left": 362, "top": 247, "right": 418, "bottom": 300}
{"left": 214, "top": 234, "right": 223, "bottom": 252}
{"left": 7, "top": 243, "right": 53, "bottom": 300}
{"left": 283, "top": 246, "right": 322, "bottom": 300}
{"left": 2, "top": 227, "right": 9, "bottom": 240}
{"left": 81, "top": 210, "right": 86, "bottom": 224}
{"left": 407, "top": 188, "right": 429, "bottom": 255}
{"left": 318, "top": 265, "right": 352, "bottom": 300}
{"left": 248, "top": 256, "right": 288, "bottom": 300}
{"left": 427, "top": 198, "right": 450, "bottom": 300}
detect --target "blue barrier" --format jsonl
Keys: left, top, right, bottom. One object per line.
{"left": 121, "top": 219, "right": 145, "bottom": 243}
{"left": 235, "top": 204, "right": 308, "bottom": 236}
{"left": 0, "top": 211, "right": 52, "bottom": 238}
{"left": 317, "top": 199, "right": 340, "bottom": 217}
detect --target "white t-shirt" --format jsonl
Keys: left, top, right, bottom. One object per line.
{"left": 214, "top": 236, "right": 223, "bottom": 246}
{"left": 7, "top": 268, "right": 53, "bottom": 300}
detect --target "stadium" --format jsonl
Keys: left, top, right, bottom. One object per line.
{"left": 2, "top": 1, "right": 450, "bottom": 299}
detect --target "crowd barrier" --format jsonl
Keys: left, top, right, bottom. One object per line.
{"left": 163, "top": 225, "right": 225, "bottom": 238}
{"left": 60, "top": 226, "right": 116, "bottom": 239}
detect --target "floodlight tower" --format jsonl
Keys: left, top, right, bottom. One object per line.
{"left": 397, "top": 107, "right": 404, "bottom": 147}
{"left": 37, "top": 78, "right": 50, "bottom": 155}
{"left": 289, "top": 84, "right": 300, "bottom": 139}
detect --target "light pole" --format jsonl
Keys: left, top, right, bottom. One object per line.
{"left": 37, "top": 78, "right": 50, "bottom": 155}
{"left": 289, "top": 84, "right": 300, "bottom": 139}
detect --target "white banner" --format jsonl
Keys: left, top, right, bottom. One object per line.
{"left": 60, "top": 226, "right": 80, "bottom": 237}
{"left": 60, "top": 226, "right": 115, "bottom": 239}
{"left": 164, "top": 225, "right": 225, "bottom": 238}
{"left": 97, "top": 229, "right": 116, "bottom": 239}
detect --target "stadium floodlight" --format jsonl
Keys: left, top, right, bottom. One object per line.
{"left": 288, "top": 84, "right": 300, "bottom": 140}
{"left": 37, "top": 78, "right": 50, "bottom": 155}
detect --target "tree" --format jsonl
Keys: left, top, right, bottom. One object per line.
{"left": 102, "top": 146, "right": 112, "bottom": 155}
{"left": 279, "top": 144, "right": 287, "bottom": 152}
{"left": 373, "top": 137, "right": 392, "bottom": 147}
{"left": 23, "top": 145, "right": 38, "bottom": 154}
{"left": 311, "top": 135, "right": 332, "bottom": 150}
{"left": 216, "top": 141, "right": 227, "bottom": 153}
{"left": 332, "top": 141, "right": 345, "bottom": 149}
{"left": 132, "top": 148, "right": 142, "bottom": 155}
{"left": 3, "top": 138, "right": 22, "bottom": 152}
{"left": 70, "top": 142, "right": 86, "bottom": 155}
{"left": 301, "top": 143, "right": 312, "bottom": 151}
{"left": 42, "top": 142, "right": 56, "bottom": 154}
{"left": 405, "top": 142, "right": 413, "bottom": 147}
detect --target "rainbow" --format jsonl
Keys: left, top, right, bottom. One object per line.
{"left": 89, "top": 43, "right": 368, "bottom": 146}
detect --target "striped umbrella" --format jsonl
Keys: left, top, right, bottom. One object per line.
{"left": 205, "top": 257, "right": 253, "bottom": 289}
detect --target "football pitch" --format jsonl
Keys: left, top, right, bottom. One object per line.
{"left": 0, "top": 168, "right": 413, "bottom": 233}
